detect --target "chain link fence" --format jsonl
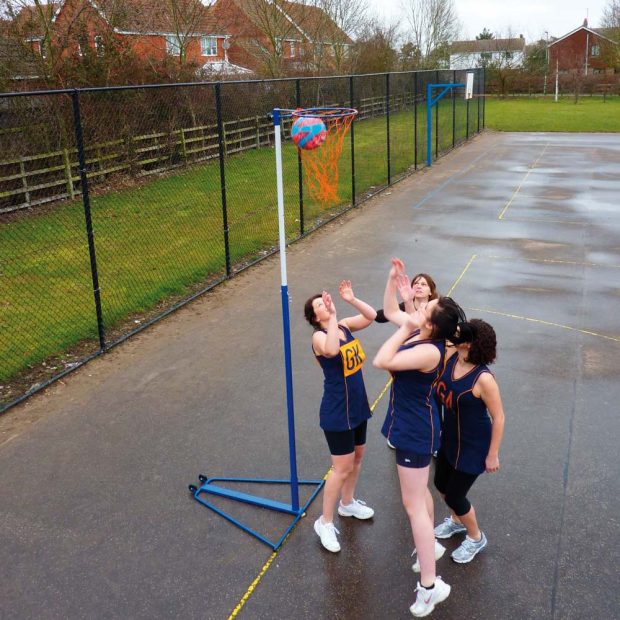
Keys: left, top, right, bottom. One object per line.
{"left": 0, "top": 68, "right": 485, "bottom": 411}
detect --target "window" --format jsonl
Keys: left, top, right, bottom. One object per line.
{"left": 480, "top": 52, "right": 492, "bottom": 63}
{"left": 290, "top": 40, "right": 295, "bottom": 57}
{"left": 503, "top": 51, "right": 513, "bottom": 60}
{"left": 166, "top": 34, "right": 181, "bottom": 56}
{"left": 201, "top": 36, "right": 217, "bottom": 56}
{"left": 275, "top": 37, "right": 282, "bottom": 54}
{"left": 591, "top": 45, "right": 600, "bottom": 57}
{"left": 94, "top": 35, "right": 104, "bottom": 56}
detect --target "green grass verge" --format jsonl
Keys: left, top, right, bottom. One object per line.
{"left": 0, "top": 103, "right": 470, "bottom": 383}
{"left": 485, "top": 96, "right": 620, "bottom": 132}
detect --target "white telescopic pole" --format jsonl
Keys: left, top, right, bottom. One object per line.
{"left": 555, "top": 59, "right": 559, "bottom": 102}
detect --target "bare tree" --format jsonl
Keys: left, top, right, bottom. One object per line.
{"left": 312, "top": 0, "right": 368, "bottom": 73}
{"left": 400, "top": 0, "right": 459, "bottom": 68}
{"left": 218, "top": 0, "right": 310, "bottom": 78}
{"left": 602, "top": 0, "right": 620, "bottom": 30}
{"left": 349, "top": 19, "right": 399, "bottom": 74}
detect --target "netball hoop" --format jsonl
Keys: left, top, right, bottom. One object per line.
{"left": 188, "top": 107, "right": 328, "bottom": 551}
{"left": 292, "top": 107, "right": 358, "bottom": 206}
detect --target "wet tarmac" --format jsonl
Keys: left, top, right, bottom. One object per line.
{"left": 1, "top": 131, "right": 619, "bottom": 619}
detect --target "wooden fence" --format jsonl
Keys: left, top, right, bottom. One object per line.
{"left": 0, "top": 92, "right": 416, "bottom": 213}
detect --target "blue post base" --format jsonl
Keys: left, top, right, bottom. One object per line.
{"left": 189, "top": 475, "right": 325, "bottom": 550}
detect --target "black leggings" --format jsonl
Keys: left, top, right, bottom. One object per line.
{"left": 433, "top": 449, "right": 479, "bottom": 517}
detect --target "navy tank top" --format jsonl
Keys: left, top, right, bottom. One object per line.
{"left": 435, "top": 355, "right": 493, "bottom": 475}
{"left": 314, "top": 325, "right": 371, "bottom": 432}
{"left": 381, "top": 338, "right": 446, "bottom": 455}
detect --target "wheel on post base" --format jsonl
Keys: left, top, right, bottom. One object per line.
{"left": 188, "top": 484, "right": 198, "bottom": 494}
{"left": 198, "top": 474, "right": 207, "bottom": 483}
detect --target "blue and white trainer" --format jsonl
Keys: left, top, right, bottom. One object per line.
{"left": 434, "top": 516, "right": 467, "bottom": 539}
{"left": 451, "top": 532, "right": 487, "bottom": 563}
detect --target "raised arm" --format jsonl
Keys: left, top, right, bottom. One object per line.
{"left": 373, "top": 312, "right": 438, "bottom": 372}
{"left": 383, "top": 258, "right": 411, "bottom": 326}
{"left": 311, "top": 292, "right": 340, "bottom": 358}
{"left": 477, "top": 373, "right": 505, "bottom": 473}
{"left": 337, "top": 280, "right": 377, "bottom": 332}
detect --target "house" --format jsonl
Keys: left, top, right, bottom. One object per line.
{"left": 11, "top": 0, "right": 245, "bottom": 79}
{"left": 548, "top": 19, "right": 618, "bottom": 74}
{"left": 210, "top": 0, "right": 353, "bottom": 76}
{"left": 10, "top": 0, "right": 352, "bottom": 82}
{"left": 449, "top": 36, "right": 526, "bottom": 70}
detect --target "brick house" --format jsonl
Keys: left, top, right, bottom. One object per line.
{"left": 548, "top": 19, "right": 618, "bottom": 74}
{"left": 449, "top": 37, "right": 526, "bottom": 70}
{"left": 12, "top": 0, "right": 245, "bottom": 79}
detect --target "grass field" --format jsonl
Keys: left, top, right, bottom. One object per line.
{"left": 1, "top": 102, "right": 471, "bottom": 386}
{"left": 485, "top": 96, "right": 620, "bottom": 132}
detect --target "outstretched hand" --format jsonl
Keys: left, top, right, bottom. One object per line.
{"left": 389, "top": 257, "right": 406, "bottom": 280}
{"left": 395, "top": 273, "right": 413, "bottom": 303}
{"left": 322, "top": 291, "right": 336, "bottom": 318}
{"left": 339, "top": 279, "right": 354, "bottom": 303}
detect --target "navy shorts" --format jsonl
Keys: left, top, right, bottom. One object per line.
{"left": 395, "top": 449, "right": 432, "bottom": 469}
{"left": 323, "top": 421, "right": 368, "bottom": 456}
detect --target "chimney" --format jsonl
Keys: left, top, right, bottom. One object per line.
{"left": 583, "top": 17, "right": 588, "bottom": 27}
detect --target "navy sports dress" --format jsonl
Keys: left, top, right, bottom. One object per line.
{"left": 381, "top": 338, "right": 446, "bottom": 455}
{"left": 435, "top": 355, "right": 493, "bottom": 475}
{"left": 314, "top": 325, "right": 371, "bottom": 432}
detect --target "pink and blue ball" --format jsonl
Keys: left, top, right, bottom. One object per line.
{"left": 291, "top": 116, "right": 327, "bottom": 150}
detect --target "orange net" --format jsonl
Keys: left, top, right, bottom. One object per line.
{"left": 292, "top": 108, "right": 357, "bottom": 208}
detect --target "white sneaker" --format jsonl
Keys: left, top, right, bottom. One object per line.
{"left": 314, "top": 517, "right": 340, "bottom": 552}
{"left": 337, "top": 498, "right": 375, "bottom": 519}
{"left": 411, "top": 540, "right": 446, "bottom": 572}
{"left": 410, "top": 576, "right": 451, "bottom": 617}
{"left": 387, "top": 438, "right": 396, "bottom": 449}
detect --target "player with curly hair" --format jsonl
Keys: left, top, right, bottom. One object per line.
{"left": 433, "top": 319, "right": 506, "bottom": 564}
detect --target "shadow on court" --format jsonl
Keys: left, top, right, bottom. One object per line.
{"left": 1, "top": 131, "right": 619, "bottom": 619}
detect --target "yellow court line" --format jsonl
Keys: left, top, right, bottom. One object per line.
{"left": 465, "top": 306, "right": 620, "bottom": 343}
{"left": 485, "top": 255, "right": 620, "bottom": 270}
{"left": 498, "top": 143, "right": 549, "bottom": 220}
{"left": 228, "top": 255, "right": 480, "bottom": 616}
{"left": 447, "top": 254, "right": 477, "bottom": 296}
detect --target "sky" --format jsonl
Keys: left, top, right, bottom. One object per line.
{"left": 373, "top": 0, "right": 610, "bottom": 42}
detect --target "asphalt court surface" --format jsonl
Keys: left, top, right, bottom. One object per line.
{"left": 1, "top": 131, "right": 619, "bottom": 619}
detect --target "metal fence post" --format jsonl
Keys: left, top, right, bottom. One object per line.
{"left": 349, "top": 75, "right": 356, "bottom": 206}
{"left": 452, "top": 70, "right": 457, "bottom": 148}
{"left": 435, "top": 71, "right": 439, "bottom": 158}
{"left": 71, "top": 90, "right": 106, "bottom": 352}
{"left": 413, "top": 71, "right": 418, "bottom": 170}
{"left": 386, "top": 73, "right": 391, "bottom": 185}
{"left": 215, "top": 82, "right": 231, "bottom": 277}
{"left": 296, "top": 79, "right": 304, "bottom": 234}
{"left": 482, "top": 68, "right": 486, "bottom": 129}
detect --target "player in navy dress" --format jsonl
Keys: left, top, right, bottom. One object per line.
{"left": 374, "top": 272, "right": 440, "bottom": 450}
{"left": 373, "top": 259, "right": 466, "bottom": 618}
{"left": 304, "top": 280, "right": 377, "bottom": 553}
{"left": 433, "top": 319, "right": 505, "bottom": 564}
